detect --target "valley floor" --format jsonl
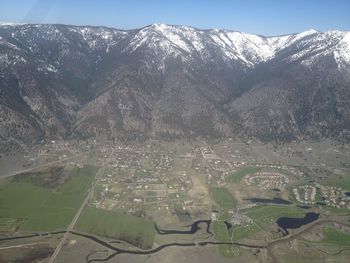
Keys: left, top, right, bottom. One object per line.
{"left": 0, "top": 139, "right": 350, "bottom": 262}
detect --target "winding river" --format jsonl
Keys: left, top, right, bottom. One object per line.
{"left": 3, "top": 214, "right": 350, "bottom": 263}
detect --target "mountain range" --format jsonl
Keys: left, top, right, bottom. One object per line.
{"left": 0, "top": 22, "right": 349, "bottom": 150}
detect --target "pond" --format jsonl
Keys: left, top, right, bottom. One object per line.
{"left": 276, "top": 212, "right": 319, "bottom": 236}
{"left": 224, "top": 220, "right": 232, "bottom": 231}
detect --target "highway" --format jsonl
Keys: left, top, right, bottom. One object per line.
{"left": 48, "top": 168, "right": 102, "bottom": 263}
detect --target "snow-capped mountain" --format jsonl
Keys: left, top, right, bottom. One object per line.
{"left": 0, "top": 23, "right": 349, "bottom": 150}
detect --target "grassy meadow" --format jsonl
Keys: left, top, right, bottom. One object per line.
{"left": 0, "top": 165, "right": 98, "bottom": 232}
{"left": 76, "top": 207, "right": 155, "bottom": 249}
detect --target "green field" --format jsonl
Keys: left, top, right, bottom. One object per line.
{"left": 0, "top": 165, "right": 98, "bottom": 232}
{"left": 213, "top": 220, "right": 237, "bottom": 257}
{"left": 212, "top": 210, "right": 237, "bottom": 257}
{"left": 213, "top": 209, "right": 261, "bottom": 242}
{"left": 235, "top": 205, "right": 305, "bottom": 240}
{"left": 12, "top": 166, "right": 66, "bottom": 189}
{"left": 323, "top": 175, "right": 350, "bottom": 191}
{"left": 211, "top": 187, "right": 236, "bottom": 210}
{"left": 241, "top": 205, "right": 304, "bottom": 227}
{"left": 0, "top": 183, "right": 52, "bottom": 219}
{"left": 227, "top": 166, "right": 260, "bottom": 183}
{"left": 213, "top": 221, "right": 229, "bottom": 241}
{"left": 232, "top": 223, "right": 261, "bottom": 241}
{"left": 321, "top": 227, "right": 350, "bottom": 246}
{"left": 76, "top": 207, "right": 155, "bottom": 249}
{"left": 320, "top": 206, "right": 350, "bottom": 214}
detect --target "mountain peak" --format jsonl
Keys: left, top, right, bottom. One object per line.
{"left": 295, "top": 28, "right": 320, "bottom": 39}
{"left": 150, "top": 23, "right": 168, "bottom": 29}
{"left": 305, "top": 28, "right": 319, "bottom": 34}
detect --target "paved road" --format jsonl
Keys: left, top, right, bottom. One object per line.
{"left": 48, "top": 168, "right": 102, "bottom": 263}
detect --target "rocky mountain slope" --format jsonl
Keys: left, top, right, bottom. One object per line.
{"left": 0, "top": 23, "right": 349, "bottom": 150}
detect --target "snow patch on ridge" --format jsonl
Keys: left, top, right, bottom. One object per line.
{"left": 0, "top": 21, "right": 26, "bottom": 26}
{"left": 2, "top": 22, "right": 348, "bottom": 70}
{"left": 334, "top": 32, "right": 350, "bottom": 70}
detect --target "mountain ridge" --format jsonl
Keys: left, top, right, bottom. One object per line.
{"left": 0, "top": 21, "right": 337, "bottom": 36}
{"left": 0, "top": 22, "right": 349, "bottom": 151}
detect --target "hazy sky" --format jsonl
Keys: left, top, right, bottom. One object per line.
{"left": 0, "top": 0, "right": 349, "bottom": 36}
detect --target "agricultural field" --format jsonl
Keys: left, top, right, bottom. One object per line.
{"left": 75, "top": 207, "right": 155, "bottom": 249}
{"left": 320, "top": 226, "right": 350, "bottom": 246}
{"left": 0, "top": 165, "right": 98, "bottom": 232}
{"left": 211, "top": 187, "right": 236, "bottom": 210}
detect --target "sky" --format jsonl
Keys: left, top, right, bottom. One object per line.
{"left": 0, "top": 0, "right": 349, "bottom": 36}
